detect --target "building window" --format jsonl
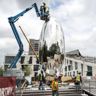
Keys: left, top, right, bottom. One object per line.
{"left": 68, "top": 65, "right": 73, "bottom": 71}
{"left": 65, "top": 66, "right": 67, "bottom": 71}
{"left": 87, "top": 66, "right": 92, "bottom": 76}
{"left": 77, "top": 71, "right": 78, "bottom": 74}
{"left": 21, "top": 65, "right": 28, "bottom": 71}
{"left": 34, "top": 65, "right": 39, "bottom": 71}
{"left": 34, "top": 43, "right": 39, "bottom": 51}
{"left": 75, "top": 62, "right": 78, "bottom": 70}
{"left": 20, "top": 56, "right": 25, "bottom": 64}
{"left": 21, "top": 65, "right": 24, "bottom": 70}
{"left": 35, "top": 48, "right": 38, "bottom": 51}
{"left": 70, "top": 60, "right": 72, "bottom": 64}
{"left": 68, "top": 65, "right": 71, "bottom": 71}
{"left": 71, "top": 65, "right": 73, "bottom": 70}
{"left": 73, "top": 71, "right": 75, "bottom": 76}
{"left": 65, "top": 59, "right": 66, "bottom": 64}
{"left": 5, "top": 56, "right": 15, "bottom": 64}
{"left": 49, "top": 63, "right": 51, "bottom": 68}
{"left": 68, "top": 72, "right": 69, "bottom": 76}
{"left": 29, "top": 56, "right": 32, "bottom": 64}
{"left": 81, "top": 64, "right": 83, "bottom": 76}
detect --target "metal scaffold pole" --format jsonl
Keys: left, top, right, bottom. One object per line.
{"left": 19, "top": 25, "right": 39, "bottom": 60}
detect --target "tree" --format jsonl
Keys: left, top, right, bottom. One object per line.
{"left": 0, "top": 68, "right": 4, "bottom": 76}
{"left": 49, "top": 43, "right": 57, "bottom": 57}
{"left": 39, "top": 41, "right": 48, "bottom": 62}
{"left": 49, "top": 42, "right": 61, "bottom": 58}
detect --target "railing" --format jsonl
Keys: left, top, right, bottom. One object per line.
{"left": 16, "top": 79, "right": 29, "bottom": 96}
{"left": 16, "top": 79, "right": 96, "bottom": 96}
{"left": 82, "top": 79, "right": 96, "bottom": 95}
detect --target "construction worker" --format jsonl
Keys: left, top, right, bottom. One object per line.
{"left": 75, "top": 72, "right": 82, "bottom": 91}
{"left": 51, "top": 77, "right": 59, "bottom": 96}
{"left": 38, "top": 70, "right": 45, "bottom": 90}
{"left": 40, "top": 2, "right": 49, "bottom": 16}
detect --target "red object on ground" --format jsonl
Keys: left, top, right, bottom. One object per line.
{"left": 0, "top": 77, "right": 16, "bottom": 96}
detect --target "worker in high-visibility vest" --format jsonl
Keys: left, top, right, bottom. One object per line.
{"left": 51, "top": 77, "right": 59, "bottom": 96}
{"left": 75, "top": 72, "right": 82, "bottom": 91}
{"left": 38, "top": 70, "right": 45, "bottom": 90}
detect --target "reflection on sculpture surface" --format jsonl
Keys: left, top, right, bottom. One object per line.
{"left": 39, "top": 18, "right": 65, "bottom": 75}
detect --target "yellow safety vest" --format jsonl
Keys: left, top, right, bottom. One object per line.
{"left": 38, "top": 74, "right": 42, "bottom": 81}
{"left": 76, "top": 74, "right": 80, "bottom": 82}
{"left": 51, "top": 80, "right": 58, "bottom": 91}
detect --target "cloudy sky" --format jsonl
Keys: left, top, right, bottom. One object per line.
{"left": 0, "top": 0, "right": 96, "bottom": 65}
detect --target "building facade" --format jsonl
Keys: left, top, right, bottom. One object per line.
{"left": 63, "top": 50, "right": 96, "bottom": 78}
{"left": 4, "top": 54, "right": 40, "bottom": 78}
{"left": 4, "top": 39, "right": 40, "bottom": 80}
{"left": 4, "top": 48, "right": 96, "bottom": 79}
{"left": 46, "top": 54, "right": 64, "bottom": 76}
{"left": 29, "top": 39, "right": 39, "bottom": 55}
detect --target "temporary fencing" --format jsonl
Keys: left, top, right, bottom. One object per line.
{"left": 0, "top": 77, "right": 16, "bottom": 96}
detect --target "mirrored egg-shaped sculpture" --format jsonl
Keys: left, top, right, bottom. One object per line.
{"left": 39, "top": 18, "right": 65, "bottom": 75}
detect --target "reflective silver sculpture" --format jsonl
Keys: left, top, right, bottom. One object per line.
{"left": 39, "top": 17, "right": 65, "bottom": 75}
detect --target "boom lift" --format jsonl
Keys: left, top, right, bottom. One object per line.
{"left": 4, "top": 3, "right": 49, "bottom": 83}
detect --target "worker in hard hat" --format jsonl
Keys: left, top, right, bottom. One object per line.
{"left": 43, "top": 2, "right": 49, "bottom": 14}
{"left": 38, "top": 70, "right": 45, "bottom": 90}
{"left": 51, "top": 77, "right": 59, "bottom": 96}
{"left": 75, "top": 72, "right": 82, "bottom": 91}
{"left": 40, "top": 2, "right": 49, "bottom": 16}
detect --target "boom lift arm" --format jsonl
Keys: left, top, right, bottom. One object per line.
{"left": 8, "top": 3, "right": 49, "bottom": 68}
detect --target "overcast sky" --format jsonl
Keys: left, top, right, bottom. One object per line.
{"left": 0, "top": 0, "right": 96, "bottom": 65}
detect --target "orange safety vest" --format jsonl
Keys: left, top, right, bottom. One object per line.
{"left": 51, "top": 80, "right": 58, "bottom": 91}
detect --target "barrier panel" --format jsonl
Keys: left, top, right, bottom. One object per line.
{"left": 82, "top": 79, "right": 96, "bottom": 96}
{"left": 0, "top": 77, "right": 16, "bottom": 96}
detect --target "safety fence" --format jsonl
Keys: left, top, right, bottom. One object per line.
{"left": 0, "top": 77, "right": 16, "bottom": 96}
{"left": 82, "top": 79, "right": 96, "bottom": 96}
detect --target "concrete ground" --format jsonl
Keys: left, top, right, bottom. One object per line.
{"left": 16, "top": 83, "right": 84, "bottom": 96}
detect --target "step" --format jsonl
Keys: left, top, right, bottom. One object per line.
{"left": 16, "top": 89, "right": 82, "bottom": 96}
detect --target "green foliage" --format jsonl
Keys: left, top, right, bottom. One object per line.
{"left": 49, "top": 43, "right": 57, "bottom": 57}
{"left": 22, "top": 65, "right": 31, "bottom": 76}
{"left": 0, "top": 68, "right": 4, "bottom": 76}
{"left": 49, "top": 43, "right": 60, "bottom": 57}
{"left": 39, "top": 42, "right": 48, "bottom": 62}
{"left": 39, "top": 42, "right": 61, "bottom": 62}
